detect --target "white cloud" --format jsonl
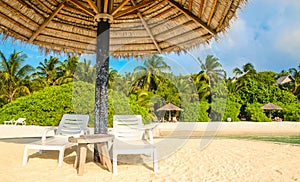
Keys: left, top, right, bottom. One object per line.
{"left": 276, "top": 26, "right": 300, "bottom": 59}
{"left": 213, "top": 18, "right": 253, "bottom": 51}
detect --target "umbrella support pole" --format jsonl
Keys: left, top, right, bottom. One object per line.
{"left": 94, "top": 0, "right": 111, "bottom": 162}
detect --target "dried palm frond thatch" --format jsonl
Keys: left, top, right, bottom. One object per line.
{"left": 0, "top": 0, "right": 247, "bottom": 57}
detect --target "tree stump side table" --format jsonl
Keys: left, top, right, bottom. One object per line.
{"left": 68, "top": 134, "right": 114, "bottom": 176}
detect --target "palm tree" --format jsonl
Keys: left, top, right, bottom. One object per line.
{"left": 108, "top": 67, "right": 118, "bottom": 89}
{"left": 34, "top": 56, "right": 60, "bottom": 86}
{"left": 132, "top": 54, "right": 171, "bottom": 92}
{"left": 192, "top": 72, "right": 211, "bottom": 101}
{"left": 198, "top": 55, "right": 225, "bottom": 85}
{"left": 75, "top": 59, "right": 96, "bottom": 83}
{"left": 56, "top": 55, "right": 80, "bottom": 85}
{"left": 232, "top": 62, "right": 256, "bottom": 77}
{"left": 289, "top": 63, "right": 300, "bottom": 97}
{"left": 233, "top": 67, "right": 243, "bottom": 77}
{"left": 0, "top": 50, "right": 34, "bottom": 103}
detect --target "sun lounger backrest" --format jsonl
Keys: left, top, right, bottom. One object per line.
{"left": 113, "top": 115, "right": 144, "bottom": 141}
{"left": 56, "top": 114, "right": 89, "bottom": 136}
{"left": 14, "top": 118, "right": 26, "bottom": 125}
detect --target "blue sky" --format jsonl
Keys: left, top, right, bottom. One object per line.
{"left": 1, "top": 0, "right": 300, "bottom": 77}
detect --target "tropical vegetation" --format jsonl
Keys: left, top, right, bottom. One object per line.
{"left": 0, "top": 50, "right": 299, "bottom": 126}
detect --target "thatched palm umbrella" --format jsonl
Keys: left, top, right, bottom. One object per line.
{"left": 261, "top": 103, "right": 283, "bottom": 110}
{"left": 157, "top": 103, "right": 183, "bottom": 121}
{"left": 0, "top": 0, "right": 247, "bottom": 133}
{"left": 261, "top": 102, "right": 283, "bottom": 118}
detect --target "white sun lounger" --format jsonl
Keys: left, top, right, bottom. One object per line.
{"left": 4, "top": 118, "right": 26, "bottom": 125}
{"left": 22, "top": 114, "right": 89, "bottom": 167}
{"left": 112, "top": 115, "right": 158, "bottom": 174}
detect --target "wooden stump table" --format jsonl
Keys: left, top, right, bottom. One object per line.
{"left": 68, "top": 134, "right": 114, "bottom": 176}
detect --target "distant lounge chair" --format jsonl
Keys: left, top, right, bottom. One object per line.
{"left": 112, "top": 115, "right": 158, "bottom": 174}
{"left": 14, "top": 118, "right": 26, "bottom": 125}
{"left": 4, "top": 118, "right": 26, "bottom": 125}
{"left": 22, "top": 114, "right": 89, "bottom": 167}
{"left": 4, "top": 119, "right": 14, "bottom": 125}
{"left": 171, "top": 117, "right": 178, "bottom": 122}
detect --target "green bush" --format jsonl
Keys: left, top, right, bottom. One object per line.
{"left": 0, "top": 81, "right": 95, "bottom": 126}
{"left": 0, "top": 84, "right": 74, "bottom": 125}
{"left": 223, "top": 95, "right": 242, "bottom": 121}
{"left": 182, "top": 101, "right": 210, "bottom": 122}
{"left": 282, "top": 102, "right": 300, "bottom": 121}
{"left": 210, "top": 97, "right": 226, "bottom": 121}
{"left": 198, "top": 101, "right": 211, "bottom": 122}
{"left": 223, "top": 98, "right": 241, "bottom": 122}
{"left": 245, "top": 103, "right": 272, "bottom": 122}
{"left": 72, "top": 81, "right": 95, "bottom": 126}
{"left": 109, "top": 90, "right": 153, "bottom": 125}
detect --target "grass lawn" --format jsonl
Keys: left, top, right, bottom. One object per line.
{"left": 220, "top": 135, "right": 300, "bottom": 145}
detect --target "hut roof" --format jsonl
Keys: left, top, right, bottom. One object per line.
{"left": 276, "top": 75, "right": 295, "bottom": 85}
{"left": 0, "top": 0, "right": 247, "bottom": 57}
{"left": 261, "top": 103, "right": 283, "bottom": 110}
{"left": 157, "top": 103, "right": 183, "bottom": 111}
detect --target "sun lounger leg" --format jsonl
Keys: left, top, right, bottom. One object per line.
{"left": 22, "top": 146, "right": 29, "bottom": 166}
{"left": 148, "top": 130, "right": 153, "bottom": 144}
{"left": 153, "top": 149, "right": 158, "bottom": 173}
{"left": 58, "top": 148, "right": 65, "bottom": 167}
{"left": 74, "top": 145, "right": 80, "bottom": 168}
{"left": 113, "top": 153, "right": 118, "bottom": 174}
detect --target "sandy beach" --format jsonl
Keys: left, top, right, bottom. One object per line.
{"left": 1, "top": 122, "right": 300, "bottom": 182}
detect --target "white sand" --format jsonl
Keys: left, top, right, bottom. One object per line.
{"left": 1, "top": 122, "right": 300, "bottom": 181}
{"left": 0, "top": 138, "right": 300, "bottom": 181}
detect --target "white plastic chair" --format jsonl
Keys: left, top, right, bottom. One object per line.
{"left": 3, "top": 118, "right": 26, "bottom": 125}
{"left": 14, "top": 118, "right": 26, "bottom": 125}
{"left": 4, "top": 119, "right": 14, "bottom": 125}
{"left": 22, "top": 114, "right": 89, "bottom": 167}
{"left": 112, "top": 115, "right": 158, "bottom": 174}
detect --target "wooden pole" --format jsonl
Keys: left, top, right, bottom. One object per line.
{"left": 95, "top": 20, "right": 110, "bottom": 135}
{"left": 94, "top": 0, "right": 110, "bottom": 161}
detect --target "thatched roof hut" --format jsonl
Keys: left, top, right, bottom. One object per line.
{"left": 261, "top": 103, "right": 283, "bottom": 111}
{"left": 0, "top": 0, "right": 247, "bottom": 57}
{"left": 276, "top": 75, "right": 295, "bottom": 85}
{"left": 157, "top": 103, "right": 183, "bottom": 111}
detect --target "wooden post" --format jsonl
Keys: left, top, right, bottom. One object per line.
{"left": 94, "top": 0, "right": 110, "bottom": 161}
{"left": 95, "top": 20, "right": 110, "bottom": 135}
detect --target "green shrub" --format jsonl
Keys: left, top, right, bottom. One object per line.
{"left": 282, "top": 102, "right": 300, "bottom": 121}
{"left": 223, "top": 99, "right": 241, "bottom": 122}
{"left": 0, "top": 84, "right": 74, "bottom": 125}
{"left": 210, "top": 97, "right": 226, "bottom": 121}
{"left": 72, "top": 81, "right": 95, "bottom": 126}
{"left": 245, "top": 103, "right": 272, "bottom": 122}
{"left": 0, "top": 82, "right": 95, "bottom": 126}
{"left": 110, "top": 90, "right": 153, "bottom": 125}
{"left": 182, "top": 101, "right": 210, "bottom": 122}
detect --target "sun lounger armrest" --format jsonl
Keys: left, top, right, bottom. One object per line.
{"left": 81, "top": 128, "right": 90, "bottom": 135}
{"left": 143, "top": 123, "right": 158, "bottom": 130}
{"left": 138, "top": 124, "right": 158, "bottom": 143}
{"left": 41, "top": 127, "right": 57, "bottom": 142}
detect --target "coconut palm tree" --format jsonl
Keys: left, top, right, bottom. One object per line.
{"left": 75, "top": 59, "right": 96, "bottom": 83}
{"left": 198, "top": 55, "right": 225, "bottom": 86}
{"left": 56, "top": 55, "right": 80, "bottom": 85}
{"left": 192, "top": 72, "right": 211, "bottom": 101}
{"left": 233, "top": 62, "right": 256, "bottom": 78}
{"left": 132, "top": 54, "right": 171, "bottom": 92}
{"left": 34, "top": 56, "right": 61, "bottom": 86}
{"left": 0, "top": 50, "right": 34, "bottom": 103}
{"left": 289, "top": 63, "right": 300, "bottom": 97}
{"left": 233, "top": 67, "right": 243, "bottom": 77}
{"left": 108, "top": 67, "right": 118, "bottom": 89}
